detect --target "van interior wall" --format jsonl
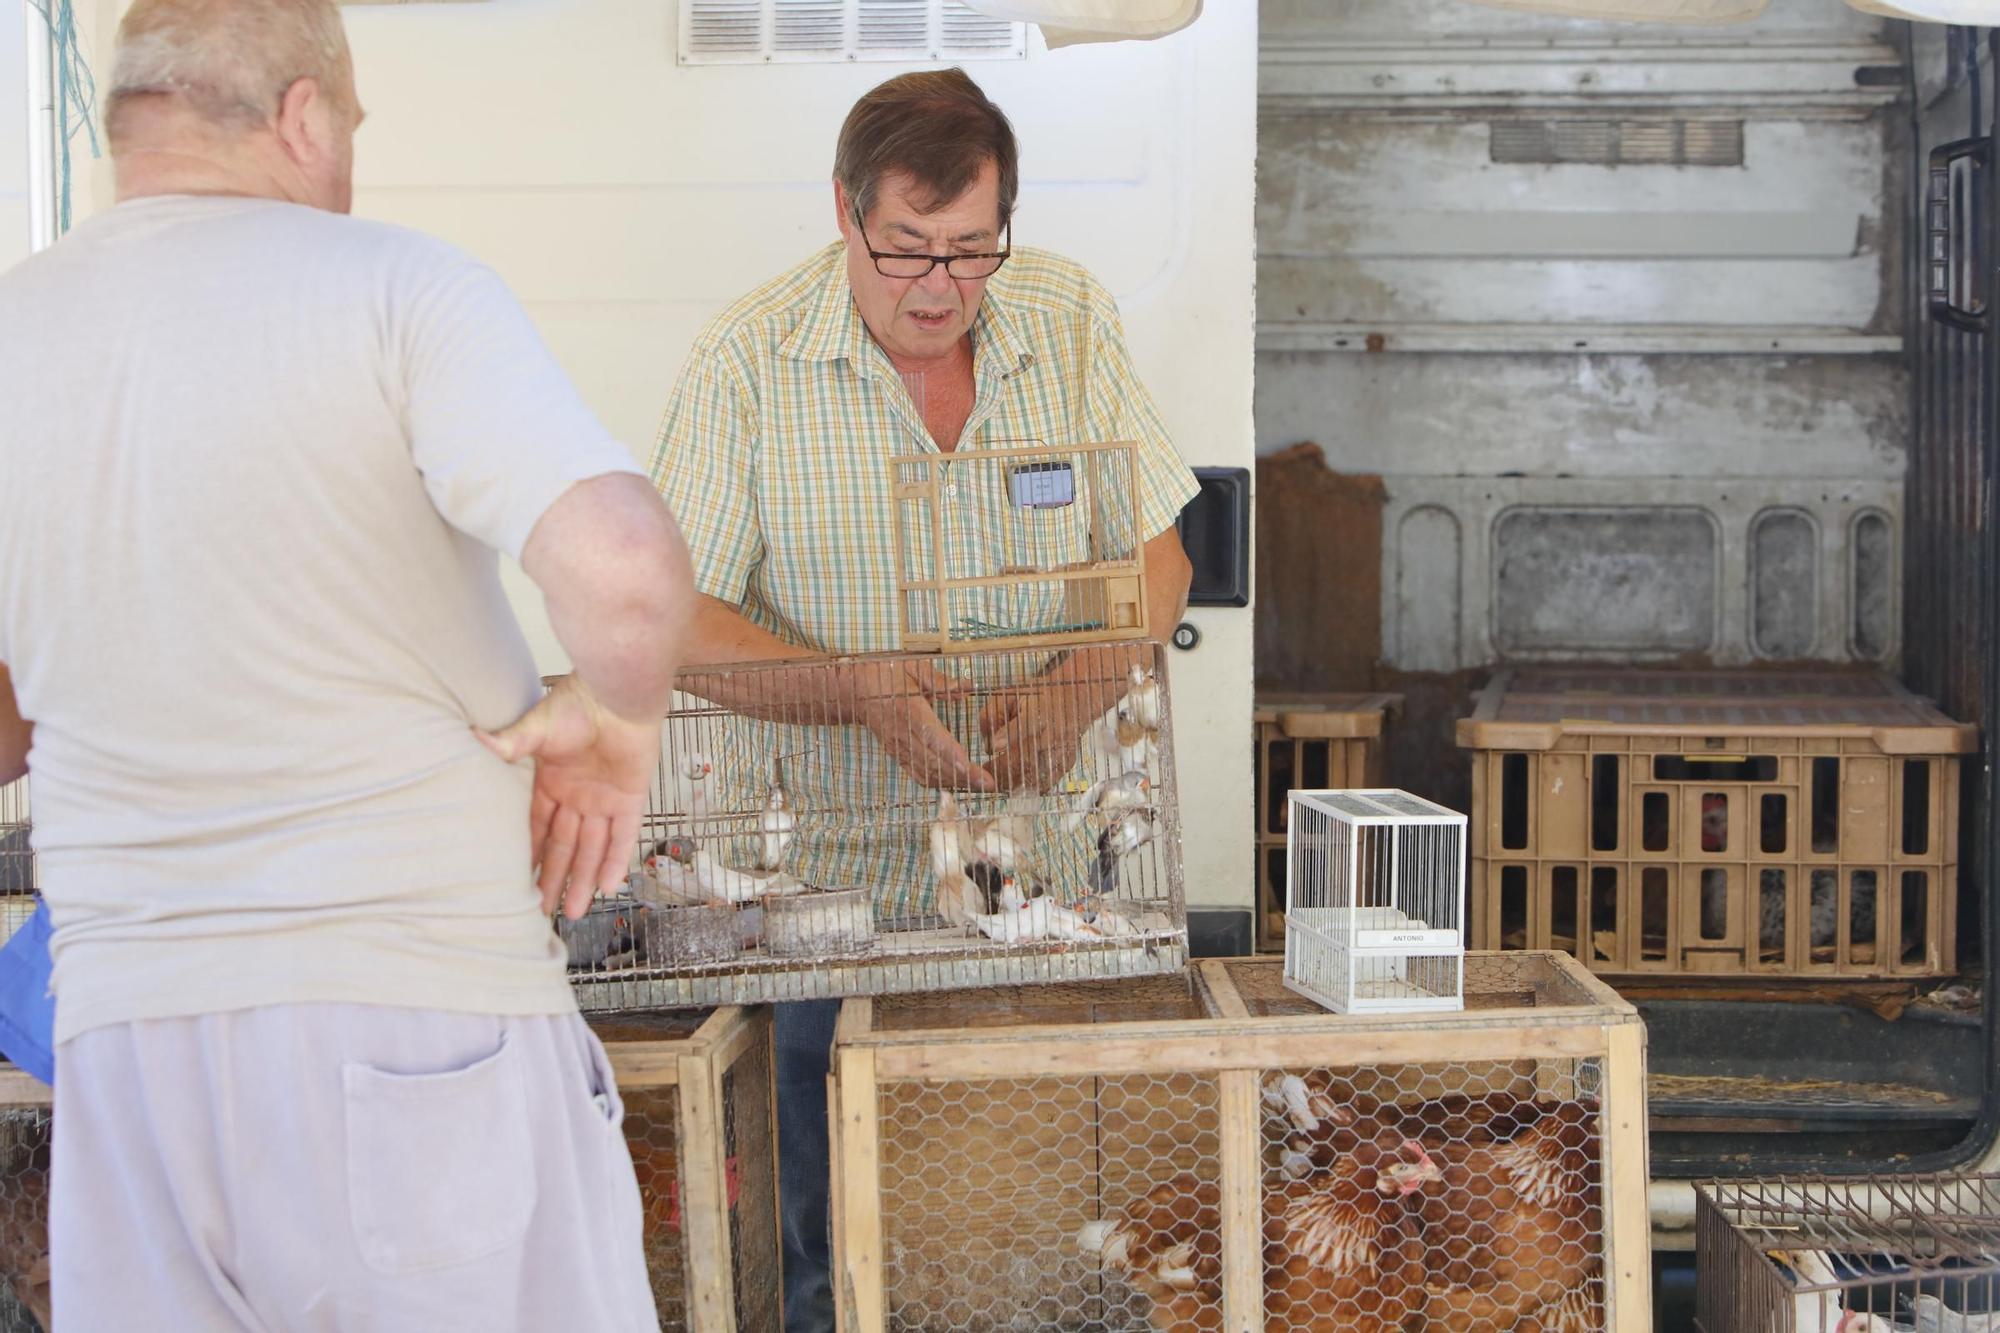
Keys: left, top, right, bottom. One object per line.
{"left": 1255, "top": 0, "right": 1914, "bottom": 828}
{"left": 1904, "top": 21, "right": 1994, "bottom": 974}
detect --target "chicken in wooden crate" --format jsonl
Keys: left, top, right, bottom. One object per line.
{"left": 560, "top": 642, "right": 1187, "bottom": 1011}
{"left": 829, "top": 954, "right": 1650, "bottom": 1333}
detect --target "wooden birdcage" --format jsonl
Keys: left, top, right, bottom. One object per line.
{"left": 889, "top": 439, "right": 1150, "bottom": 655}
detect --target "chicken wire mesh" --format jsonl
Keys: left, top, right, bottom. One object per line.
{"left": 1243, "top": 1063, "right": 1605, "bottom": 1332}
{"left": 723, "top": 1029, "right": 782, "bottom": 1333}
{"left": 839, "top": 955, "right": 1642, "bottom": 1332}
{"left": 624, "top": 1082, "right": 693, "bottom": 1327}
{"left": 0, "top": 1107, "right": 48, "bottom": 1333}
{"left": 562, "top": 642, "right": 1186, "bottom": 1010}
{"left": 1283, "top": 790, "right": 1467, "bottom": 1015}
{"left": 890, "top": 440, "right": 1149, "bottom": 654}
{"left": 1696, "top": 1175, "right": 2000, "bottom": 1333}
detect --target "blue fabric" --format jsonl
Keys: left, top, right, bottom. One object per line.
{"left": 0, "top": 899, "right": 53, "bottom": 1085}
{"left": 775, "top": 999, "right": 839, "bottom": 1333}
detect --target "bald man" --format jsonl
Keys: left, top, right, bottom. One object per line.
{"left": 0, "top": 0, "right": 685, "bottom": 1327}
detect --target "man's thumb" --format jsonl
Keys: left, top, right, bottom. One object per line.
{"left": 477, "top": 701, "right": 552, "bottom": 764}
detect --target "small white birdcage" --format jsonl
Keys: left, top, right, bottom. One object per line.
{"left": 1282, "top": 789, "right": 1466, "bottom": 1014}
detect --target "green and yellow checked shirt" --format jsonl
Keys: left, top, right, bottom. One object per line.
{"left": 650, "top": 242, "right": 1197, "bottom": 914}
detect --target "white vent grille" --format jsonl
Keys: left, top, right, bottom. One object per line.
{"left": 681, "top": 0, "right": 1024, "bottom": 64}
{"left": 1490, "top": 119, "right": 1746, "bottom": 167}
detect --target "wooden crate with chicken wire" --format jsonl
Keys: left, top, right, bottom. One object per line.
{"left": 1254, "top": 694, "right": 1404, "bottom": 953}
{"left": 829, "top": 951, "right": 1651, "bottom": 1331}
{"left": 1460, "top": 669, "right": 1976, "bottom": 982}
{"left": 0, "top": 1074, "right": 49, "bottom": 1333}
{"left": 561, "top": 640, "right": 1185, "bottom": 1011}
{"left": 0, "top": 1010, "right": 781, "bottom": 1333}
{"left": 1696, "top": 1174, "right": 2000, "bottom": 1332}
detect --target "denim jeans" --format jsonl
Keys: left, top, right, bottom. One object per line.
{"left": 775, "top": 999, "right": 840, "bottom": 1333}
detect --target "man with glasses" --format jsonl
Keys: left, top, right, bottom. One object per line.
{"left": 650, "top": 67, "right": 1197, "bottom": 1333}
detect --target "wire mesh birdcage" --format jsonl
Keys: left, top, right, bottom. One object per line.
{"left": 890, "top": 440, "right": 1150, "bottom": 654}
{"left": 1283, "top": 789, "right": 1467, "bottom": 1015}
{"left": 0, "top": 780, "right": 31, "bottom": 908}
{"left": 831, "top": 952, "right": 1651, "bottom": 1333}
{"left": 560, "top": 640, "right": 1186, "bottom": 1011}
{"left": 1696, "top": 1174, "right": 2000, "bottom": 1333}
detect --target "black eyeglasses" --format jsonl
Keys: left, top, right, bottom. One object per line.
{"left": 855, "top": 212, "right": 1011, "bottom": 281}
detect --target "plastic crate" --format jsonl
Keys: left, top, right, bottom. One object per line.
{"left": 830, "top": 953, "right": 1651, "bottom": 1332}
{"left": 1459, "top": 669, "right": 1977, "bottom": 980}
{"left": 0, "top": 1009, "right": 781, "bottom": 1333}
{"left": 1254, "top": 694, "right": 1403, "bottom": 952}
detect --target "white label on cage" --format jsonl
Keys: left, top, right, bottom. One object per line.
{"left": 1354, "top": 928, "right": 1462, "bottom": 950}
{"left": 1009, "top": 462, "right": 1074, "bottom": 509}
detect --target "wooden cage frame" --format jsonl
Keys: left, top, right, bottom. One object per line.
{"left": 829, "top": 952, "right": 1653, "bottom": 1332}
{"left": 888, "top": 439, "right": 1150, "bottom": 655}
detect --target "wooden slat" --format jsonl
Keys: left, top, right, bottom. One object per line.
{"left": 1600, "top": 1022, "right": 1654, "bottom": 1331}
{"left": 1200, "top": 958, "right": 1252, "bottom": 1019}
{"left": 678, "top": 1053, "right": 737, "bottom": 1332}
{"left": 606, "top": 1042, "right": 685, "bottom": 1089}
{"left": 0, "top": 1070, "right": 50, "bottom": 1106}
{"left": 836, "top": 1047, "right": 886, "bottom": 1333}
{"left": 1218, "top": 1069, "right": 1263, "bottom": 1332}
{"left": 835, "top": 997, "right": 874, "bottom": 1045}
{"left": 871, "top": 1023, "right": 1611, "bottom": 1082}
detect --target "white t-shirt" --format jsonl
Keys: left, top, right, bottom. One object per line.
{"left": 0, "top": 195, "right": 643, "bottom": 1041}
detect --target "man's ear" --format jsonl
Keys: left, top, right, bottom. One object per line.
{"left": 271, "top": 76, "right": 326, "bottom": 167}
{"left": 834, "top": 179, "right": 854, "bottom": 238}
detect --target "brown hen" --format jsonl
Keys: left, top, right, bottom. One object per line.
{"left": 1419, "top": 1099, "right": 1603, "bottom": 1332}
{"left": 1079, "top": 1136, "right": 1441, "bottom": 1332}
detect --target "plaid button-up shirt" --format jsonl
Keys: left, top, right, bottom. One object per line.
{"left": 650, "top": 242, "right": 1197, "bottom": 911}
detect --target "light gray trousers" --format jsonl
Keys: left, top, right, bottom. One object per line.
{"left": 51, "top": 1003, "right": 659, "bottom": 1332}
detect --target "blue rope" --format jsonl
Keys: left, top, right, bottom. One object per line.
{"left": 27, "top": 0, "right": 101, "bottom": 236}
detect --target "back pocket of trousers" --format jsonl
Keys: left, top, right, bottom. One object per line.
{"left": 343, "top": 1033, "right": 536, "bottom": 1274}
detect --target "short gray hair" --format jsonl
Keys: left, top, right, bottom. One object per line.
{"left": 108, "top": 0, "right": 353, "bottom": 141}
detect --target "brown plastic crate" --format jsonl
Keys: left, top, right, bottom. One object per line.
{"left": 831, "top": 953, "right": 1651, "bottom": 1332}
{"left": 0, "top": 1009, "right": 781, "bottom": 1333}
{"left": 1458, "top": 669, "right": 1978, "bottom": 981}
{"left": 1253, "top": 693, "right": 1404, "bottom": 952}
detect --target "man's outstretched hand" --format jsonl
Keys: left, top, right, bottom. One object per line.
{"left": 479, "top": 674, "right": 662, "bottom": 921}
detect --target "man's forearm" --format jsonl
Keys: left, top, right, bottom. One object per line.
{"left": 675, "top": 597, "right": 856, "bottom": 722}
{"left": 0, "top": 664, "right": 29, "bottom": 786}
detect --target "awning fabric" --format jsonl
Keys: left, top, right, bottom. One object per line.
{"left": 960, "top": 0, "right": 1202, "bottom": 48}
